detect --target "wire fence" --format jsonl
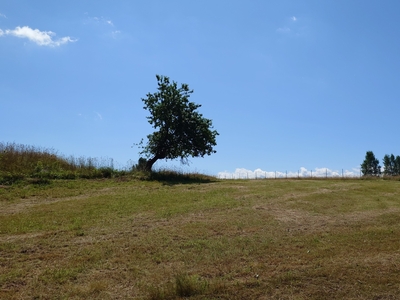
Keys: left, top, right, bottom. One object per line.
{"left": 217, "top": 168, "right": 363, "bottom": 180}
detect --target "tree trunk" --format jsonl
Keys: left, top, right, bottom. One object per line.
{"left": 145, "top": 156, "right": 158, "bottom": 172}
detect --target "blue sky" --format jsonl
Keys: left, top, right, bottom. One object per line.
{"left": 1, "top": 1, "right": 399, "bottom": 177}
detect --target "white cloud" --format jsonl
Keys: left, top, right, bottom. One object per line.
{"left": 277, "top": 16, "right": 301, "bottom": 34}
{"left": 277, "top": 27, "right": 291, "bottom": 33}
{"left": 217, "top": 167, "right": 361, "bottom": 179}
{"left": 1, "top": 26, "right": 76, "bottom": 47}
{"left": 95, "top": 112, "right": 103, "bottom": 120}
{"left": 111, "top": 30, "right": 121, "bottom": 39}
{"left": 86, "top": 16, "right": 114, "bottom": 26}
{"left": 84, "top": 16, "right": 120, "bottom": 40}
{"left": 0, "top": 13, "right": 6, "bottom": 18}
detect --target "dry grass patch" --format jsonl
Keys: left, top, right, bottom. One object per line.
{"left": 1, "top": 178, "right": 400, "bottom": 299}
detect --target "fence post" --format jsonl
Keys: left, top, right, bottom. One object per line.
{"left": 311, "top": 170, "right": 312, "bottom": 178}
{"left": 286, "top": 170, "right": 287, "bottom": 179}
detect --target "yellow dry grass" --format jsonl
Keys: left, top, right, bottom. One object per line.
{"left": 1, "top": 178, "right": 400, "bottom": 299}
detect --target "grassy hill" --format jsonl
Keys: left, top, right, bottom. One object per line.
{"left": 1, "top": 177, "right": 400, "bottom": 299}
{"left": 0, "top": 142, "right": 123, "bottom": 184}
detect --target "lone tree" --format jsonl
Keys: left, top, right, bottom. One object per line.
{"left": 361, "top": 151, "right": 381, "bottom": 176}
{"left": 138, "top": 75, "right": 219, "bottom": 172}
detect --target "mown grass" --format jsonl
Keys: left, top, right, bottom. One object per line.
{"left": 1, "top": 177, "right": 400, "bottom": 299}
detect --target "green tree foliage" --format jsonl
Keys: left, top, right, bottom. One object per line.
{"left": 396, "top": 156, "right": 400, "bottom": 175}
{"left": 139, "top": 75, "right": 219, "bottom": 171}
{"left": 383, "top": 153, "right": 400, "bottom": 176}
{"left": 383, "top": 154, "right": 394, "bottom": 176}
{"left": 361, "top": 151, "right": 381, "bottom": 176}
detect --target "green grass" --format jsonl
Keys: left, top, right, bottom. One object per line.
{"left": 1, "top": 178, "right": 400, "bottom": 299}
{"left": 0, "top": 142, "right": 127, "bottom": 184}
{"left": 0, "top": 142, "right": 219, "bottom": 187}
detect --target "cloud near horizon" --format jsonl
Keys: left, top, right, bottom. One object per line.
{"left": 217, "top": 167, "right": 361, "bottom": 179}
{"left": 0, "top": 26, "right": 76, "bottom": 47}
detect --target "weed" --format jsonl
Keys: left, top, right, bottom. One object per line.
{"left": 147, "top": 273, "right": 209, "bottom": 299}
{"left": 175, "top": 273, "right": 208, "bottom": 297}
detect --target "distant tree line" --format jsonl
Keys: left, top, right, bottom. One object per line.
{"left": 361, "top": 151, "right": 400, "bottom": 176}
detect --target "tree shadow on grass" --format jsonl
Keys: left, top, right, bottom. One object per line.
{"left": 149, "top": 170, "right": 217, "bottom": 185}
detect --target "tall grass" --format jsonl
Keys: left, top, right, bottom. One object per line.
{"left": 0, "top": 142, "right": 119, "bottom": 184}
{"left": 150, "top": 167, "right": 216, "bottom": 184}
{"left": 0, "top": 142, "right": 218, "bottom": 185}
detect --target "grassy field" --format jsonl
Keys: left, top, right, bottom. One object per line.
{"left": 1, "top": 177, "right": 400, "bottom": 299}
